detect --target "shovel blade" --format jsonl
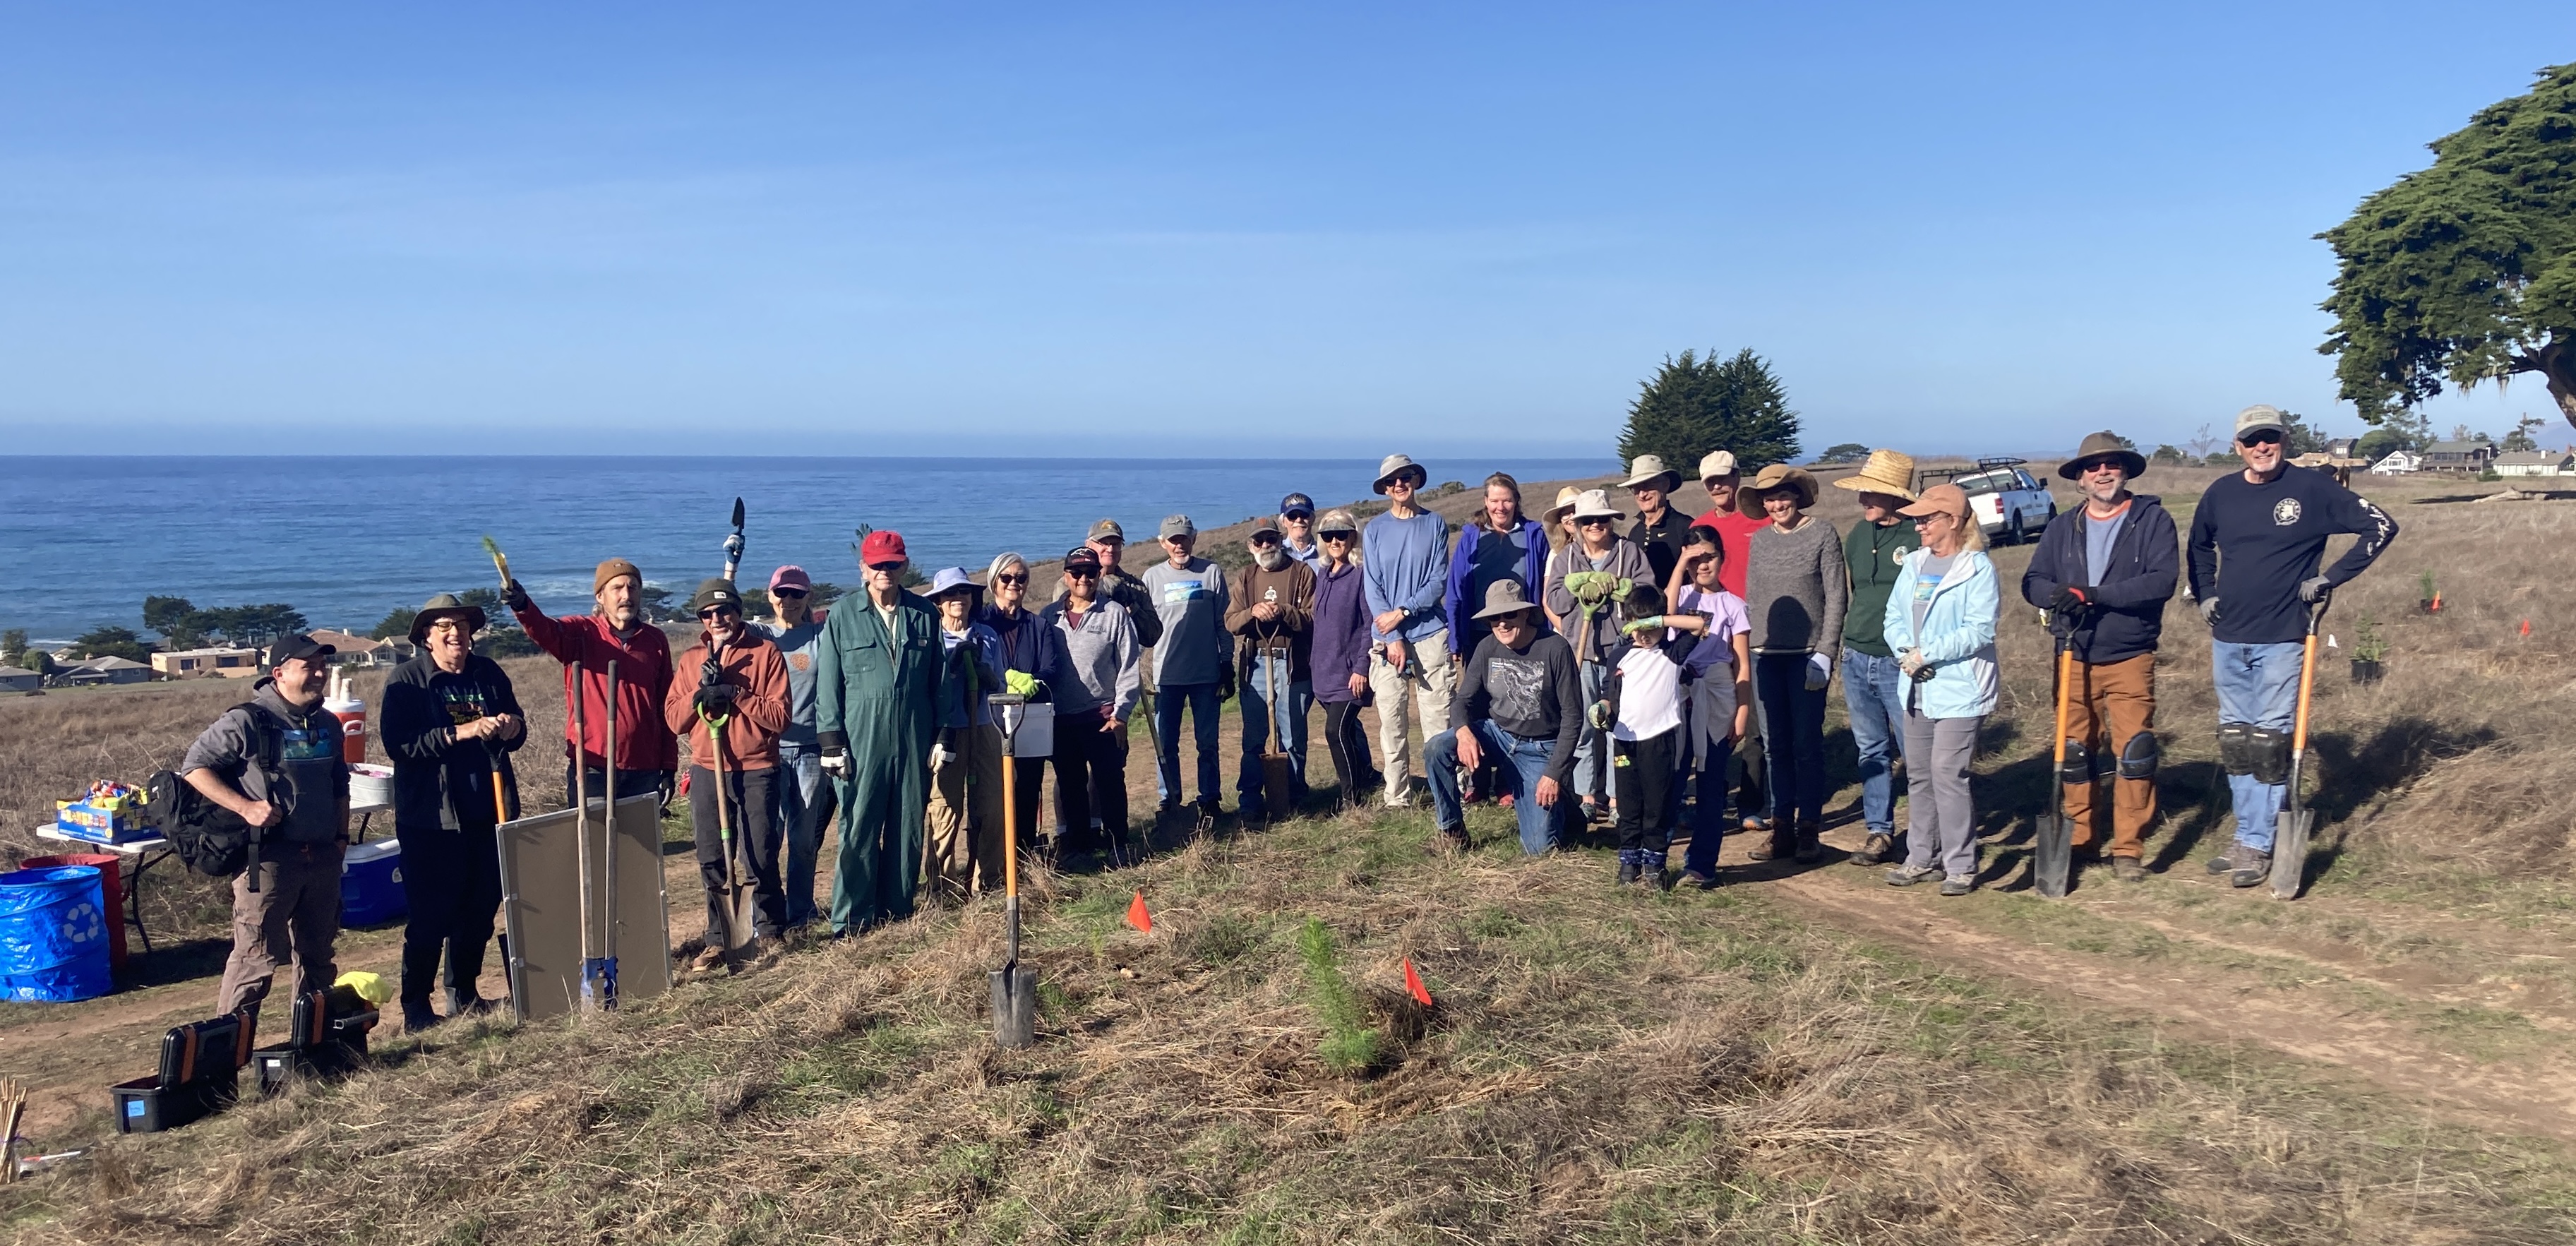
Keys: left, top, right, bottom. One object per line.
{"left": 1262, "top": 755, "right": 1295, "bottom": 821}
{"left": 990, "top": 965, "right": 1037, "bottom": 1049}
{"left": 2270, "top": 810, "right": 2313, "bottom": 900}
{"left": 2033, "top": 812, "right": 2073, "bottom": 899}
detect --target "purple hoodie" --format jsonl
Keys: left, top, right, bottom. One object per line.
{"left": 1310, "top": 560, "right": 1373, "bottom": 705}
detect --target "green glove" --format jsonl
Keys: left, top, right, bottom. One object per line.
{"left": 1587, "top": 700, "right": 1612, "bottom": 730}
{"left": 1004, "top": 669, "right": 1038, "bottom": 697}
{"left": 1622, "top": 616, "right": 1665, "bottom": 637}
{"left": 1564, "top": 570, "right": 1616, "bottom": 605}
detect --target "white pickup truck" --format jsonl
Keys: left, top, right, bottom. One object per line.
{"left": 1924, "top": 457, "right": 2057, "bottom": 545}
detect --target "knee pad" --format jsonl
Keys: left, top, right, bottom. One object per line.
{"left": 2217, "top": 722, "right": 2256, "bottom": 777}
{"left": 2118, "top": 731, "right": 2159, "bottom": 781}
{"left": 2248, "top": 726, "right": 2292, "bottom": 786}
{"left": 2057, "top": 741, "right": 2092, "bottom": 785}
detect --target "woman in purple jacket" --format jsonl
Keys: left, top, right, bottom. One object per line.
{"left": 1310, "top": 508, "right": 1382, "bottom": 810}
{"left": 1444, "top": 473, "right": 1554, "bottom": 654}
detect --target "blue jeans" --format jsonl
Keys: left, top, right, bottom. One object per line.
{"left": 1755, "top": 652, "right": 1828, "bottom": 827}
{"left": 1571, "top": 659, "right": 1613, "bottom": 805}
{"left": 772, "top": 743, "right": 824, "bottom": 927}
{"left": 1236, "top": 653, "right": 1312, "bottom": 817}
{"left": 1425, "top": 720, "right": 1562, "bottom": 855}
{"left": 1840, "top": 649, "right": 1908, "bottom": 834}
{"left": 1154, "top": 681, "right": 1223, "bottom": 808}
{"left": 2212, "top": 640, "right": 2304, "bottom": 852}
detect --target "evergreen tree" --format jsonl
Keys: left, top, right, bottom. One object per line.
{"left": 1, "top": 629, "right": 25, "bottom": 667}
{"left": 1615, "top": 348, "right": 1800, "bottom": 474}
{"left": 70, "top": 625, "right": 152, "bottom": 663}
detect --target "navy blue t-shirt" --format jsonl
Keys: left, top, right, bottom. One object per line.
{"left": 2186, "top": 465, "right": 2397, "bottom": 645}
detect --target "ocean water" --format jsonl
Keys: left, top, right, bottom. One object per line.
{"left": 0, "top": 456, "right": 1607, "bottom": 642}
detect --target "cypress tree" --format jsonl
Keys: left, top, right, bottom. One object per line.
{"left": 1615, "top": 348, "right": 1801, "bottom": 473}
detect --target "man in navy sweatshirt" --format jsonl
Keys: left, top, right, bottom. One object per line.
{"left": 2186, "top": 405, "right": 2397, "bottom": 887}
{"left": 2022, "top": 431, "right": 2178, "bottom": 885}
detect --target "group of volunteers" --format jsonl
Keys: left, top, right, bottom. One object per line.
{"left": 172, "top": 405, "right": 2395, "bottom": 1033}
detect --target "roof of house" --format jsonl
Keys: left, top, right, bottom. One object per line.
{"left": 2423, "top": 440, "right": 2494, "bottom": 455}
{"left": 64, "top": 656, "right": 152, "bottom": 671}
{"left": 0, "top": 666, "right": 35, "bottom": 678}
{"left": 2493, "top": 451, "right": 2570, "bottom": 467}
{"left": 308, "top": 629, "right": 386, "bottom": 652}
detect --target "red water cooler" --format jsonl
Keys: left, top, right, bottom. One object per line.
{"left": 325, "top": 671, "right": 366, "bottom": 764}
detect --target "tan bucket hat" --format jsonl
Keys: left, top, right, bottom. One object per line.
{"left": 2059, "top": 431, "right": 2148, "bottom": 480}
{"left": 1620, "top": 454, "right": 1682, "bottom": 493}
{"left": 1830, "top": 448, "right": 1920, "bottom": 501}
{"left": 1734, "top": 464, "right": 1819, "bottom": 517}
{"left": 1541, "top": 485, "right": 1583, "bottom": 525}
{"left": 1571, "top": 488, "right": 1624, "bottom": 522}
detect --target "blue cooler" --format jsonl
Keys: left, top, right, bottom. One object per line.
{"left": 340, "top": 840, "right": 406, "bottom": 927}
{"left": 0, "top": 865, "right": 113, "bottom": 1002}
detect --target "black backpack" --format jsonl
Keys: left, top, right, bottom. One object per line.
{"left": 150, "top": 702, "right": 285, "bottom": 884}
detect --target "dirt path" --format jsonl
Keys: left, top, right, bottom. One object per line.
{"left": 1753, "top": 826, "right": 2576, "bottom": 1143}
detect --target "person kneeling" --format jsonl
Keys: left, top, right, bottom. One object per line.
{"left": 1426, "top": 581, "right": 1580, "bottom": 855}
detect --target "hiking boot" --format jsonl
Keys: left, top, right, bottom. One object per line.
{"left": 2204, "top": 846, "right": 2239, "bottom": 875}
{"left": 1679, "top": 868, "right": 1719, "bottom": 891}
{"left": 402, "top": 1000, "right": 443, "bottom": 1034}
{"left": 1851, "top": 833, "right": 1893, "bottom": 866}
{"left": 2113, "top": 856, "right": 2147, "bottom": 884}
{"left": 1939, "top": 874, "right": 1975, "bottom": 897}
{"left": 1615, "top": 858, "right": 1640, "bottom": 886}
{"left": 2229, "top": 850, "right": 2272, "bottom": 889}
{"left": 1791, "top": 822, "right": 1825, "bottom": 863}
{"left": 1745, "top": 837, "right": 1776, "bottom": 863}
{"left": 688, "top": 945, "right": 729, "bottom": 974}
{"left": 1885, "top": 863, "right": 1939, "bottom": 887}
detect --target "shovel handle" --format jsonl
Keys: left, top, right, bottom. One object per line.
{"left": 2291, "top": 599, "right": 2325, "bottom": 757}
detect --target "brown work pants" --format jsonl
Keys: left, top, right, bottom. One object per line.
{"left": 2059, "top": 652, "right": 2157, "bottom": 858}
{"left": 925, "top": 723, "right": 1006, "bottom": 901}
{"left": 215, "top": 843, "right": 345, "bottom": 1017}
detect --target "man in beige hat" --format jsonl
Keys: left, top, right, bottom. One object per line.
{"left": 1828, "top": 450, "right": 1924, "bottom": 864}
{"left": 1688, "top": 448, "right": 1771, "bottom": 835}
{"left": 1363, "top": 453, "right": 1456, "bottom": 806}
{"left": 2022, "top": 431, "right": 2179, "bottom": 884}
{"left": 1621, "top": 454, "right": 1691, "bottom": 589}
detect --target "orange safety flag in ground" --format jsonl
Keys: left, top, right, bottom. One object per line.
{"left": 1126, "top": 892, "right": 1153, "bottom": 933}
{"left": 2522, "top": 618, "right": 2533, "bottom": 637}
{"left": 1403, "top": 958, "right": 1434, "bottom": 1007}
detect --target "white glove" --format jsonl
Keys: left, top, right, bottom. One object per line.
{"left": 1804, "top": 652, "right": 1832, "bottom": 691}
{"left": 820, "top": 750, "right": 849, "bottom": 779}
{"left": 928, "top": 742, "right": 952, "bottom": 772}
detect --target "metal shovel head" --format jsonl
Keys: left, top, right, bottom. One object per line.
{"left": 2033, "top": 811, "right": 2073, "bottom": 899}
{"left": 990, "top": 964, "right": 1036, "bottom": 1049}
{"left": 1261, "top": 753, "right": 1295, "bottom": 820}
{"left": 727, "top": 872, "right": 760, "bottom": 954}
{"left": 2270, "top": 808, "right": 2313, "bottom": 900}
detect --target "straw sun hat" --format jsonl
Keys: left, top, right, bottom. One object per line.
{"left": 1734, "top": 464, "right": 1820, "bottom": 518}
{"left": 1829, "top": 448, "right": 1919, "bottom": 502}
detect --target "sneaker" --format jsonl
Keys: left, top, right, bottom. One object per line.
{"left": 1885, "top": 863, "right": 1939, "bottom": 887}
{"left": 1741, "top": 814, "right": 1771, "bottom": 834}
{"left": 2229, "top": 850, "right": 2272, "bottom": 889}
{"left": 1852, "top": 833, "right": 1893, "bottom": 865}
{"left": 1939, "top": 875, "right": 1975, "bottom": 897}
{"left": 2204, "top": 846, "right": 2239, "bottom": 875}
{"left": 1679, "top": 869, "right": 1718, "bottom": 891}
{"left": 2113, "top": 856, "right": 2147, "bottom": 883}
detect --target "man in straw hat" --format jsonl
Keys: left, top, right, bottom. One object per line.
{"left": 2186, "top": 407, "right": 2397, "bottom": 888}
{"left": 507, "top": 558, "right": 678, "bottom": 808}
{"left": 380, "top": 594, "right": 527, "bottom": 1029}
{"left": 1621, "top": 454, "right": 1692, "bottom": 589}
{"left": 1425, "top": 580, "right": 1583, "bottom": 855}
{"left": 1739, "top": 462, "right": 1844, "bottom": 861}
{"left": 1362, "top": 453, "right": 1458, "bottom": 806}
{"left": 2018, "top": 433, "right": 2179, "bottom": 885}
{"left": 1829, "top": 450, "right": 1924, "bottom": 865}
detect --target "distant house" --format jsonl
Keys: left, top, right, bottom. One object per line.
{"left": 55, "top": 656, "right": 155, "bottom": 686}
{"left": 2419, "top": 439, "right": 2497, "bottom": 474}
{"left": 2323, "top": 437, "right": 2358, "bottom": 458}
{"left": 2493, "top": 450, "right": 2575, "bottom": 478}
{"left": 152, "top": 647, "right": 262, "bottom": 678}
{"left": 2369, "top": 450, "right": 2423, "bottom": 475}
{"left": 0, "top": 666, "right": 38, "bottom": 693}
{"left": 308, "top": 630, "right": 395, "bottom": 666}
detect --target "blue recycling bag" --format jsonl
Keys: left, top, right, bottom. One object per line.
{"left": 0, "top": 865, "right": 112, "bottom": 1002}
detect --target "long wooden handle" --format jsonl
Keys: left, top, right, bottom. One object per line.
{"left": 1002, "top": 748, "right": 1018, "bottom": 901}
{"left": 2050, "top": 643, "right": 2075, "bottom": 765}
{"left": 2292, "top": 633, "right": 2320, "bottom": 754}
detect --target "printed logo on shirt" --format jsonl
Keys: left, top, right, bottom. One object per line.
{"left": 2272, "top": 498, "right": 2302, "bottom": 526}
{"left": 791, "top": 653, "right": 810, "bottom": 671}
{"left": 280, "top": 724, "right": 340, "bottom": 764}
{"left": 441, "top": 685, "right": 492, "bottom": 728}
{"left": 1262, "top": 587, "right": 1278, "bottom": 603}
{"left": 1161, "top": 579, "right": 1209, "bottom": 604}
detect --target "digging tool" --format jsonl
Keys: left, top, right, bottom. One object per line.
{"left": 990, "top": 694, "right": 1037, "bottom": 1048}
{"left": 721, "top": 497, "right": 746, "bottom": 582}
{"left": 1258, "top": 652, "right": 1293, "bottom": 822}
{"left": 480, "top": 534, "right": 512, "bottom": 594}
{"left": 2034, "top": 618, "right": 2078, "bottom": 899}
{"left": 573, "top": 664, "right": 605, "bottom": 1012}
{"left": 2270, "top": 600, "right": 2328, "bottom": 901}
{"left": 599, "top": 659, "right": 621, "bottom": 1008}
{"left": 700, "top": 647, "right": 757, "bottom": 966}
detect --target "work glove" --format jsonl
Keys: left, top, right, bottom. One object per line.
{"left": 2049, "top": 586, "right": 2091, "bottom": 616}
{"left": 1563, "top": 570, "right": 1617, "bottom": 606}
{"left": 2198, "top": 596, "right": 2222, "bottom": 626}
{"left": 1004, "top": 669, "right": 1039, "bottom": 697}
{"left": 502, "top": 579, "right": 532, "bottom": 613}
{"left": 820, "top": 749, "right": 850, "bottom": 779}
{"left": 1621, "top": 615, "right": 1665, "bottom": 637}
{"left": 1587, "top": 700, "right": 1612, "bottom": 731}
{"left": 928, "top": 741, "right": 952, "bottom": 772}
{"left": 1804, "top": 652, "right": 1832, "bottom": 691}
{"left": 1218, "top": 666, "right": 1237, "bottom": 703}
{"left": 1898, "top": 648, "right": 1928, "bottom": 678}
{"left": 2298, "top": 576, "right": 2333, "bottom": 605}
{"left": 723, "top": 531, "right": 745, "bottom": 565}
{"left": 693, "top": 684, "right": 736, "bottom": 716}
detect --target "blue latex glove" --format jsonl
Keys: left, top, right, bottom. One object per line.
{"left": 1804, "top": 652, "right": 1832, "bottom": 691}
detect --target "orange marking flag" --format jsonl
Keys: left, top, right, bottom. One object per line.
{"left": 1403, "top": 958, "right": 1434, "bottom": 1007}
{"left": 1125, "top": 892, "right": 1153, "bottom": 933}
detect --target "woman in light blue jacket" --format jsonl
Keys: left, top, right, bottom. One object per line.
{"left": 1879, "top": 484, "right": 1999, "bottom": 896}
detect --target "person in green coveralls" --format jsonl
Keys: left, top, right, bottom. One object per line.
{"left": 816, "top": 529, "right": 957, "bottom": 935}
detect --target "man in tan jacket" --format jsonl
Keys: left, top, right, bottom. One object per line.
{"left": 664, "top": 578, "right": 791, "bottom": 970}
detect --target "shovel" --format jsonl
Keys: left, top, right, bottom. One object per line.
{"left": 573, "top": 664, "right": 602, "bottom": 1012}
{"left": 989, "top": 694, "right": 1037, "bottom": 1048}
{"left": 703, "top": 708, "right": 758, "bottom": 967}
{"left": 597, "top": 659, "right": 621, "bottom": 1008}
{"left": 2269, "top": 601, "right": 2327, "bottom": 900}
{"left": 1259, "top": 654, "right": 1295, "bottom": 822}
{"left": 2033, "top": 621, "right": 2077, "bottom": 899}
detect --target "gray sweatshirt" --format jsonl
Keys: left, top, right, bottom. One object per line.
{"left": 1542, "top": 537, "right": 1654, "bottom": 661}
{"left": 1140, "top": 557, "right": 1233, "bottom": 686}
{"left": 1746, "top": 517, "right": 1847, "bottom": 657}
{"left": 1039, "top": 597, "right": 1143, "bottom": 720}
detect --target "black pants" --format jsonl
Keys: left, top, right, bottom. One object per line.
{"left": 1324, "top": 700, "right": 1377, "bottom": 806}
{"left": 396, "top": 820, "right": 502, "bottom": 1007}
{"left": 1613, "top": 729, "right": 1681, "bottom": 856}
{"left": 688, "top": 765, "right": 786, "bottom": 940}
{"left": 1050, "top": 707, "right": 1130, "bottom": 855}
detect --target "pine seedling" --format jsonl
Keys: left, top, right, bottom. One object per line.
{"left": 1295, "top": 918, "right": 1382, "bottom": 1074}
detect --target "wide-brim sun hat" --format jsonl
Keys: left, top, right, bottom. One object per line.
{"left": 1620, "top": 454, "right": 1682, "bottom": 493}
{"left": 1372, "top": 453, "right": 1425, "bottom": 494}
{"left": 927, "top": 567, "right": 980, "bottom": 599}
{"left": 1571, "top": 488, "right": 1623, "bottom": 521}
{"left": 2059, "top": 431, "right": 2149, "bottom": 480}
{"left": 1734, "top": 465, "right": 1819, "bottom": 517}
{"left": 1830, "top": 448, "right": 1920, "bottom": 501}
{"left": 1542, "top": 486, "right": 1583, "bottom": 525}
{"left": 409, "top": 593, "right": 488, "bottom": 645}
{"left": 1472, "top": 579, "right": 1543, "bottom": 621}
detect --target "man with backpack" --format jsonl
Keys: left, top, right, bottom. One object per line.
{"left": 180, "top": 633, "right": 352, "bottom": 1018}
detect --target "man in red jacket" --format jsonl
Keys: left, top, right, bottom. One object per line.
{"left": 506, "top": 557, "right": 678, "bottom": 808}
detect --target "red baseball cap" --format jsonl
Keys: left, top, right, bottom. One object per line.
{"left": 860, "top": 530, "right": 907, "bottom": 567}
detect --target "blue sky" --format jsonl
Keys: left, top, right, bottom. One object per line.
{"left": 0, "top": 4, "right": 2565, "bottom": 457}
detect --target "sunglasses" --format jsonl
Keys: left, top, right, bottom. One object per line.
{"left": 2239, "top": 431, "right": 2282, "bottom": 446}
{"left": 1250, "top": 535, "right": 1280, "bottom": 547}
{"left": 866, "top": 561, "right": 905, "bottom": 573}
{"left": 772, "top": 587, "right": 808, "bottom": 599}
{"left": 1065, "top": 568, "right": 1100, "bottom": 580}
{"left": 700, "top": 606, "right": 738, "bottom": 619}
{"left": 2076, "top": 458, "right": 2124, "bottom": 474}
{"left": 1579, "top": 516, "right": 1612, "bottom": 527}
{"left": 1320, "top": 531, "right": 1356, "bottom": 542}
{"left": 993, "top": 573, "right": 1029, "bottom": 587}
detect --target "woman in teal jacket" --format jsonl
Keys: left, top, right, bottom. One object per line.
{"left": 1878, "top": 484, "right": 1999, "bottom": 896}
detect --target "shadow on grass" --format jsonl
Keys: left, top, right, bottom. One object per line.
{"left": 118, "top": 935, "right": 234, "bottom": 991}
